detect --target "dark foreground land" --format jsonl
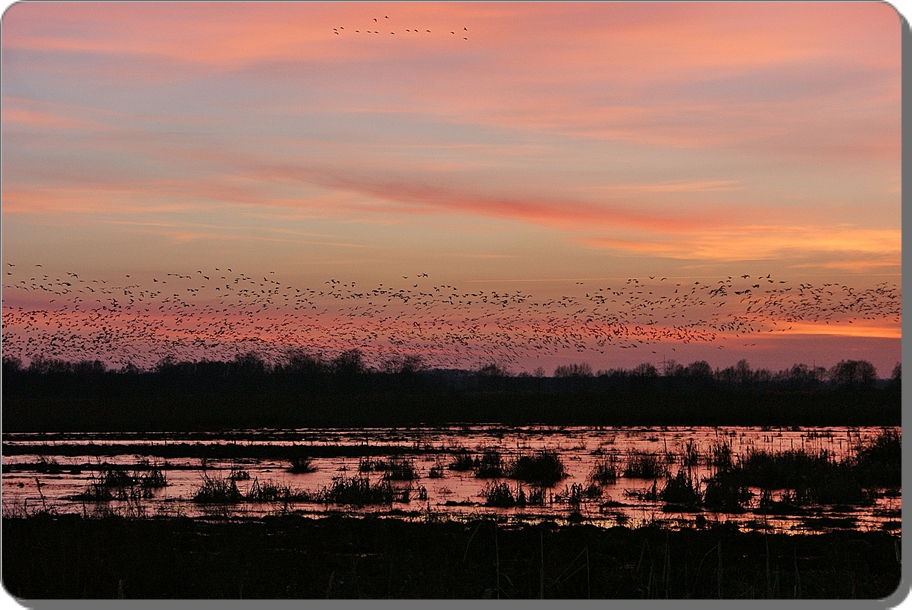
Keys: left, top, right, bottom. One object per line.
{"left": 2, "top": 514, "right": 901, "bottom": 599}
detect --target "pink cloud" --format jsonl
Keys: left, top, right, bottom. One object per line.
{"left": 2, "top": 2, "right": 899, "bottom": 277}
{"left": 2, "top": 107, "right": 107, "bottom": 131}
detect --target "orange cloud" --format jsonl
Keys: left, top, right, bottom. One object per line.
{"left": 581, "top": 225, "right": 901, "bottom": 264}
{"left": 781, "top": 321, "right": 900, "bottom": 340}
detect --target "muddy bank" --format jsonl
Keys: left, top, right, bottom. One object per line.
{"left": 2, "top": 514, "right": 900, "bottom": 599}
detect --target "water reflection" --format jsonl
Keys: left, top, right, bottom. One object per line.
{"left": 2, "top": 425, "right": 900, "bottom": 535}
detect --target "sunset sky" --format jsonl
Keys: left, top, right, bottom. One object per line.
{"left": 1, "top": 2, "right": 902, "bottom": 374}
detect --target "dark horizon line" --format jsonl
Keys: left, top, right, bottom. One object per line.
{"left": 3, "top": 352, "right": 899, "bottom": 383}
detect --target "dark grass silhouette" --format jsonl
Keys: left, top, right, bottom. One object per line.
{"left": 505, "top": 450, "right": 567, "bottom": 487}
{"left": 2, "top": 515, "right": 900, "bottom": 598}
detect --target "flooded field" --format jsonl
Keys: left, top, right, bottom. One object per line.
{"left": 2, "top": 425, "right": 900, "bottom": 535}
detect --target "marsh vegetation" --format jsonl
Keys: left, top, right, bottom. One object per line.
{"left": 3, "top": 425, "right": 900, "bottom": 537}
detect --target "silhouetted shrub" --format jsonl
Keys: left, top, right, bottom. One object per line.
{"left": 588, "top": 455, "right": 620, "bottom": 484}
{"left": 193, "top": 475, "right": 242, "bottom": 504}
{"left": 287, "top": 456, "right": 317, "bottom": 473}
{"left": 853, "top": 428, "right": 901, "bottom": 486}
{"left": 623, "top": 451, "right": 668, "bottom": 479}
{"left": 701, "top": 472, "right": 750, "bottom": 513}
{"left": 317, "top": 476, "right": 393, "bottom": 506}
{"left": 482, "top": 482, "right": 516, "bottom": 507}
{"left": 506, "top": 450, "right": 566, "bottom": 487}
{"left": 447, "top": 450, "right": 477, "bottom": 471}
{"left": 660, "top": 469, "right": 700, "bottom": 506}
{"left": 474, "top": 449, "right": 504, "bottom": 478}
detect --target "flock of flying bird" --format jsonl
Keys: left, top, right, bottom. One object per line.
{"left": 332, "top": 14, "right": 470, "bottom": 40}
{"left": 1, "top": 262, "right": 901, "bottom": 371}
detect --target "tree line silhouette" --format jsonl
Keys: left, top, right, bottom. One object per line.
{"left": 1, "top": 352, "right": 900, "bottom": 431}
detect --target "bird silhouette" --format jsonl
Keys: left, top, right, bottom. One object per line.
{"left": 2, "top": 263, "right": 899, "bottom": 371}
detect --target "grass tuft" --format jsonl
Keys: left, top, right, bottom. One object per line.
{"left": 588, "top": 454, "right": 620, "bottom": 485}
{"left": 287, "top": 456, "right": 317, "bottom": 474}
{"left": 192, "top": 475, "right": 243, "bottom": 504}
{"left": 317, "top": 476, "right": 394, "bottom": 506}
{"left": 623, "top": 451, "right": 668, "bottom": 479}
{"left": 505, "top": 450, "right": 567, "bottom": 487}
{"left": 474, "top": 449, "right": 504, "bottom": 479}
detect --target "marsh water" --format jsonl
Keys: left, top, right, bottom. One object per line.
{"left": 2, "top": 425, "right": 900, "bottom": 535}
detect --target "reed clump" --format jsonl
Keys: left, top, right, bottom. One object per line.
{"left": 737, "top": 448, "right": 835, "bottom": 489}
{"left": 71, "top": 465, "right": 168, "bottom": 502}
{"left": 382, "top": 458, "right": 419, "bottom": 481}
{"left": 755, "top": 489, "right": 806, "bottom": 515}
{"left": 588, "top": 454, "right": 620, "bottom": 485}
{"left": 287, "top": 456, "right": 317, "bottom": 474}
{"left": 695, "top": 436, "right": 896, "bottom": 511}
{"left": 482, "top": 481, "right": 517, "bottom": 507}
{"left": 852, "top": 428, "right": 901, "bottom": 487}
{"left": 474, "top": 449, "right": 504, "bottom": 478}
{"left": 138, "top": 467, "right": 167, "bottom": 489}
{"left": 192, "top": 475, "right": 243, "bottom": 504}
{"left": 659, "top": 469, "right": 701, "bottom": 507}
{"left": 447, "top": 449, "right": 476, "bottom": 471}
{"left": 623, "top": 451, "right": 668, "bottom": 479}
{"left": 526, "top": 486, "right": 546, "bottom": 506}
{"left": 700, "top": 472, "right": 751, "bottom": 513}
{"left": 583, "top": 483, "right": 603, "bottom": 499}
{"left": 707, "top": 440, "right": 733, "bottom": 471}
{"left": 246, "top": 478, "right": 308, "bottom": 502}
{"left": 480, "top": 481, "right": 543, "bottom": 507}
{"left": 555, "top": 482, "right": 585, "bottom": 509}
{"left": 34, "top": 457, "right": 63, "bottom": 474}
{"left": 358, "top": 457, "right": 382, "bottom": 472}
{"left": 71, "top": 482, "right": 115, "bottom": 502}
{"left": 316, "top": 476, "right": 394, "bottom": 506}
{"left": 227, "top": 467, "right": 251, "bottom": 480}
{"left": 505, "top": 450, "right": 567, "bottom": 487}
{"left": 681, "top": 438, "right": 700, "bottom": 468}
{"left": 97, "top": 468, "right": 136, "bottom": 488}
{"left": 358, "top": 457, "right": 418, "bottom": 480}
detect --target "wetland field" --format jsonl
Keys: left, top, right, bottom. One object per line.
{"left": 2, "top": 423, "right": 902, "bottom": 599}
{"left": 1, "top": 359, "right": 902, "bottom": 599}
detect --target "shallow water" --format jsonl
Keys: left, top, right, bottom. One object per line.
{"left": 2, "top": 425, "right": 900, "bottom": 534}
